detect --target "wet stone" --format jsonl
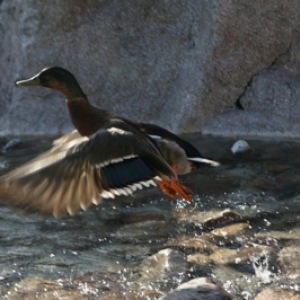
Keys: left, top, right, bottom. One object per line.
{"left": 171, "top": 208, "right": 242, "bottom": 230}
{"left": 3, "top": 273, "right": 164, "bottom": 300}
{"left": 118, "top": 211, "right": 167, "bottom": 224}
{"left": 277, "top": 246, "right": 300, "bottom": 278}
{"left": 59, "top": 271, "right": 126, "bottom": 293}
{"left": 212, "top": 266, "right": 267, "bottom": 299}
{"left": 130, "top": 248, "right": 187, "bottom": 291}
{"left": 231, "top": 245, "right": 273, "bottom": 266}
{"left": 231, "top": 140, "right": 251, "bottom": 154}
{"left": 280, "top": 212, "right": 300, "bottom": 224}
{"left": 168, "top": 235, "right": 218, "bottom": 255}
{"left": 273, "top": 196, "right": 300, "bottom": 215}
{"left": 158, "top": 277, "right": 232, "bottom": 300}
{"left": 256, "top": 228, "right": 300, "bottom": 241}
{"left": 5, "top": 276, "right": 90, "bottom": 300}
{"left": 209, "top": 248, "right": 238, "bottom": 265}
{"left": 114, "top": 220, "right": 169, "bottom": 239}
{"left": 254, "top": 288, "right": 300, "bottom": 300}
{"left": 203, "top": 222, "right": 252, "bottom": 247}
{"left": 208, "top": 222, "right": 251, "bottom": 238}
{"left": 187, "top": 253, "right": 213, "bottom": 268}
{"left": 99, "top": 291, "right": 164, "bottom": 300}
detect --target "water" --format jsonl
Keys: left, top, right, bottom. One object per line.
{"left": 0, "top": 134, "right": 300, "bottom": 299}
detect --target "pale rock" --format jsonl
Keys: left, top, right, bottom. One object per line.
{"left": 159, "top": 277, "right": 232, "bottom": 300}
{"left": 254, "top": 288, "right": 300, "bottom": 300}
{"left": 231, "top": 140, "right": 251, "bottom": 154}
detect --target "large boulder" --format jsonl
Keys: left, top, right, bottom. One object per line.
{"left": 0, "top": 0, "right": 298, "bottom": 136}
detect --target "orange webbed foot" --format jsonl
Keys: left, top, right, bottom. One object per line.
{"left": 156, "top": 177, "right": 192, "bottom": 202}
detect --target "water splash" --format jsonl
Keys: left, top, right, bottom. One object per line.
{"left": 250, "top": 251, "right": 277, "bottom": 284}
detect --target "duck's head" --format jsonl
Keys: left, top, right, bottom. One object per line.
{"left": 16, "top": 67, "right": 85, "bottom": 99}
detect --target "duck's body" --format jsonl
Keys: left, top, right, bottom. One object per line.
{"left": 0, "top": 67, "right": 219, "bottom": 217}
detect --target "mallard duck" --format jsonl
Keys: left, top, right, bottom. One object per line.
{"left": 0, "top": 67, "right": 219, "bottom": 217}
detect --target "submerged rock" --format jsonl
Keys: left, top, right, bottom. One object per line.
{"left": 168, "top": 235, "right": 217, "bottom": 255}
{"left": 159, "top": 277, "right": 232, "bottom": 300}
{"left": 254, "top": 288, "right": 300, "bottom": 300}
{"left": 171, "top": 209, "right": 242, "bottom": 229}
{"left": 277, "top": 246, "right": 300, "bottom": 278}
{"left": 130, "top": 248, "right": 187, "bottom": 291}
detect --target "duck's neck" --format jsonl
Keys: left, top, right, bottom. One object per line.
{"left": 66, "top": 97, "right": 110, "bottom": 136}
{"left": 51, "top": 80, "right": 86, "bottom": 100}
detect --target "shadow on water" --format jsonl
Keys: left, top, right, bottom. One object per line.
{"left": 0, "top": 134, "right": 300, "bottom": 298}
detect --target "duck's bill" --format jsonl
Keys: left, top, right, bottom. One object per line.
{"left": 16, "top": 76, "right": 40, "bottom": 87}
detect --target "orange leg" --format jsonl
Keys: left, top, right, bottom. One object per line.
{"left": 156, "top": 177, "right": 192, "bottom": 202}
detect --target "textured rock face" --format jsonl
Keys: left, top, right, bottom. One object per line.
{"left": 0, "top": 0, "right": 298, "bottom": 135}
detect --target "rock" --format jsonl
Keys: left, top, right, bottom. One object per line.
{"left": 188, "top": 242, "right": 274, "bottom": 275}
{"left": 130, "top": 248, "right": 187, "bottom": 290}
{"left": 114, "top": 220, "right": 170, "bottom": 241}
{"left": 158, "top": 277, "right": 232, "bottom": 300}
{"left": 212, "top": 266, "right": 263, "bottom": 299}
{"left": 254, "top": 288, "right": 300, "bottom": 300}
{"left": 239, "top": 68, "right": 300, "bottom": 138}
{"left": 118, "top": 211, "right": 166, "bottom": 224}
{"left": 256, "top": 228, "right": 300, "bottom": 241}
{"left": 207, "top": 222, "right": 251, "bottom": 239}
{"left": 59, "top": 271, "right": 126, "bottom": 293}
{"left": 99, "top": 291, "right": 164, "bottom": 300}
{"left": 5, "top": 276, "right": 91, "bottom": 300}
{"left": 231, "top": 140, "right": 251, "bottom": 154}
{"left": 4, "top": 274, "right": 164, "bottom": 300}
{"left": 172, "top": 208, "right": 242, "bottom": 229}
{"left": 168, "top": 236, "right": 218, "bottom": 255}
{"left": 208, "top": 248, "right": 238, "bottom": 265}
{"left": 277, "top": 246, "right": 300, "bottom": 277}
{"left": 187, "top": 253, "right": 213, "bottom": 268}
{"left": 0, "top": 1, "right": 298, "bottom": 136}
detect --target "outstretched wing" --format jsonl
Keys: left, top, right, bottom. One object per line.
{"left": 0, "top": 123, "right": 175, "bottom": 217}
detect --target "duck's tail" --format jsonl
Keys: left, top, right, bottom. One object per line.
{"left": 188, "top": 157, "right": 220, "bottom": 171}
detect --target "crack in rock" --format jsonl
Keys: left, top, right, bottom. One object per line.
{"left": 235, "top": 42, "right": 293, "bottom": 111}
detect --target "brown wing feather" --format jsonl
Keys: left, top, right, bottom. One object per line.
{"left": 0, "top": 121, "right": 175, "bottom": 217}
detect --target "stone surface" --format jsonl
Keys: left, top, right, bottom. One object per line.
{"left": 172, "top": 208, "right": 242, "bottom": 229}
{"left": 211, "top": 266, "right": 267, "bottom": 299}
{"left": 231, "top": 140, "right": 251, "bottom": 154}
{"left": 256, "top": 228, "right": 300, "bottom": 241}
{"left": 130, "top": 248, "right": 187, "bottom": 291}
{"left": 0, "top": 1, "right": 299, "bottom": 136}
{"left": 187, "top": 253, "right": 213, "bottom": 267}
{"left": 168, "top": 236, "right": 218, "bottom": 254}
{"left": 4, "top": 275, "right": 164, "bottom": 300}
{"left": 5, "top": 277, "right": 91, "bottom": 300}
{"left": 159, "top": 277, "right": 232, "bottom": 300}
{"left": 254, "top": 288, "right": 300, "bottom": 300}
{"left": 208, "top": 222, "right": 251, "bottom": 238}
{"left": 211, "top": 245, "right": 273, "bottom": 266}
{"left": 277, "top": 246, "right": 300, "bottom": 278}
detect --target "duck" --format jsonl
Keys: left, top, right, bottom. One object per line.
{"left": 0, "top": 67, "right": 219, "bottom": 217}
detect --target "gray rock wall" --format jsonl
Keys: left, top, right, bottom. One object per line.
{"left": 0, "top": 0, "right": 299, "bottom": 136}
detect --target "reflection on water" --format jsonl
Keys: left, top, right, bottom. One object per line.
{"left": 0, "top": 134, "right": 300, "bottom": 299}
